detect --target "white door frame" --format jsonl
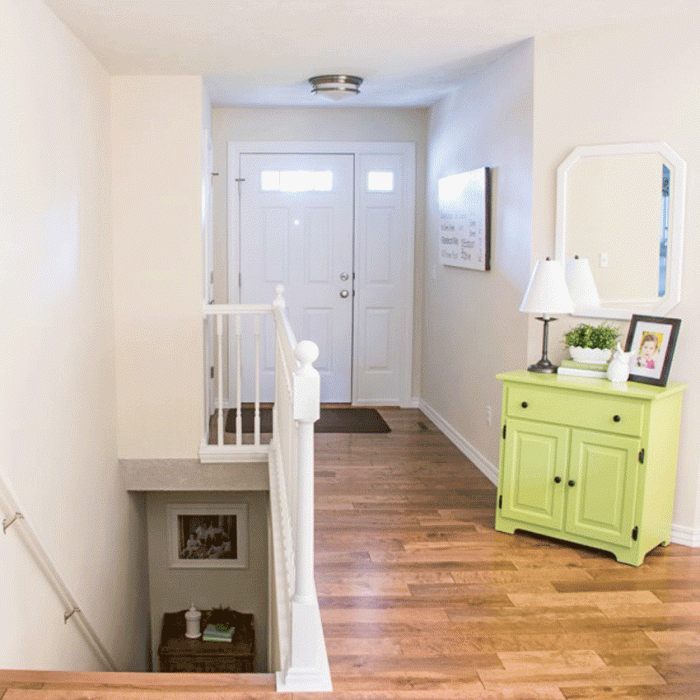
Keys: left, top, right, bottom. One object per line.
{"left": 228, "top": 141, "right": 415, "bottom": 407}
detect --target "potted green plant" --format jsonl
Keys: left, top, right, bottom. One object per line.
{"left": 564, "top": 323, "right": 620, "bottom": 363}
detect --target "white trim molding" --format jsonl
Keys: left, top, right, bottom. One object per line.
{"left": 419, "top": 400, "right": 498, "bottom": 485}
{"left": 670, "top": 523, "right": 700, "bottom": 548}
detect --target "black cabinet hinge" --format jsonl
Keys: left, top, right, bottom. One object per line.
{"left": 632, "top": 526, "right": 639, "bottom": 541}
{"left": 502, "top": 425, "right": 507, "bottom": 439}
{"left": 498, "top": 494, "right": 502, "bottom": 509}
{"left": 638, "top": 448, "right": 645, "bottom": 464}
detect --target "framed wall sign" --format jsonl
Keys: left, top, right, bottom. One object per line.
{"left": 438, "top": 167, "right": 492, "bottom": 271}
{"left": 167, "top": 504, "right": 248, "bottom": 568}
{"left": 624, "top": 314, "right": 681, "bottom": 386}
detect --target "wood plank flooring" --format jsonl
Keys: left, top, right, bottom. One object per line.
{"left": 3, "top": 408, "right": 700, "bottom": 699}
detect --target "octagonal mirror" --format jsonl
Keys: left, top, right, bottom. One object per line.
{"left": 555, "top": 142, "right": 686, "bottom": 320}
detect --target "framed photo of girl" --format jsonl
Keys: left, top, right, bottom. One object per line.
{"left": 624, "top": 314, "right": 681, "bottom": 386}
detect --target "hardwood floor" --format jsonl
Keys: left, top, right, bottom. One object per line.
{"left": 3, "top": 408, "right": 700, "bottom": 699}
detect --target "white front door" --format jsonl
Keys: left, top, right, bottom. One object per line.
{"left": 238, "top": 153, "right": 355, "bottom": 402}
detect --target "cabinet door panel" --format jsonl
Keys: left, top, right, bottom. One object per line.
{"left": 566, "top": 429, "right": 640, "bottom": 546}
{"left": 501, "top": 420, "right": 568, "bottom": 530}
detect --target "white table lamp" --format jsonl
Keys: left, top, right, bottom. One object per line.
{"left": 566, "top": 255, "right": 600, "bottom": 308}
{"left": 520, "top": 257, "right": 574, "bottom": 373}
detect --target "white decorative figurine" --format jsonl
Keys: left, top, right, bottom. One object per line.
{"left": 607, "top": 343, "right": 632, "bottom": 383}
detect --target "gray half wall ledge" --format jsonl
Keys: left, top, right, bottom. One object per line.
{"left": 122, "top": 459, "right": 269, "bottom": 491}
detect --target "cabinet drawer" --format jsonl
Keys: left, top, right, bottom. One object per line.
{"left": 506, "top": 385, "right": 644, "bottom": 436}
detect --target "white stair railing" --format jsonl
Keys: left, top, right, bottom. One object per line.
{"left": 269, "top": 290, "right": 331, "bottom": 692}
{"left": 0, "top": 469, "right": 117, "bottom": 671}
{"left": 200, "top": 286, "right": 332, "bottom": 691}
{"left": 200, "top": 301, "right": 272, "bottom": 463}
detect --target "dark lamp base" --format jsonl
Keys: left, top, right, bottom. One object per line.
{"left": 527, "top": 359, "right": 558, "bottom": 373}
{"left": 528, "top": 315, "right": 558, "bottom": 374}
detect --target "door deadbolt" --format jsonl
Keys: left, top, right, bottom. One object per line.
{"left": 340, "top": 289, "right": 349, "bottom": 298}
{"left": 340, "top": 272, "right": 349, "bottom": 281}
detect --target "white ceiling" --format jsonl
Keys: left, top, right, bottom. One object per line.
{"left": 42, "top": 0, "right": 686, "bottom": 107}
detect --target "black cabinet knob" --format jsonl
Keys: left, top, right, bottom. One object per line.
{"left": 568, "top": 479, "right": 575, "bottom": 487}
{"left": 554, "top": 476, "right": 562, "bottom": 483}
{"left": 521, "top": 401, "right": 528, "bottom": 408}
{"left": 613, "top": 414, "right": 621, "bottom": 422}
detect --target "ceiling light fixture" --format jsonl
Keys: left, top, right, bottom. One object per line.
{"left": 309, "top": 74, "right": 363, "bottom": 101}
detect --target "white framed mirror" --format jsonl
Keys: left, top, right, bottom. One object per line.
{"left": 555, "top": 142, "right": 686, "bottom": 320}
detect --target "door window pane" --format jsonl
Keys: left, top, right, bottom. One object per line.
{"left": 367, "top": 171, "right": 394, "bottom": 192}
{"left": 261, "top": 170, "right": 333, "bottom": 192}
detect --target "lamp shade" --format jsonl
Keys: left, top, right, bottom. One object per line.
{"left": 565, "top": 256, "right": 600, "bottom": 308}
{"left": 520, "top": 258, "right": 574, "bottom": 315}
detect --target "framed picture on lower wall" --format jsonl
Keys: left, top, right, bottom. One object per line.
{"left": 167, "top": 504, "right": 248, "bottom": 568}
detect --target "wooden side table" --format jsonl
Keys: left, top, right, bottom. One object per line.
{"left": 158, "top": 609, "right": 256, "bottom": 672}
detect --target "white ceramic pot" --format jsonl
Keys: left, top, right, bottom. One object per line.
{"left": 569, "top": 346, "right": 612, "bottom": 363}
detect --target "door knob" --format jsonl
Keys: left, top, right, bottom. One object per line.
{"left": 340, "top": 290, "right": 349, "bottom": 298}
{"left": 554, "top": 476, "right": 562, "bottom": 484}
{"left": 340, "top": 272, "right": 349, "bottom": 281}
{"left": 568, "top": 480, "right": 576, "bottom": 487}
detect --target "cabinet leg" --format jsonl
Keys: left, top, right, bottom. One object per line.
{"left": 494, "top": 519, "right": 517, "bottom": 535}
{"left": 614, "top": 551, "right": 645, "bottom": 567}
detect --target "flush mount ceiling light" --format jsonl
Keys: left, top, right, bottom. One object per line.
{"left": 308, "top": 74, "right": 363, "bottom": 101}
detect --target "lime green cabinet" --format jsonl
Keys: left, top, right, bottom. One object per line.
{"left": 496, "top": 371, "right": 685, "bottom": 566}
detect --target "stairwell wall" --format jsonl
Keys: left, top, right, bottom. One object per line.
{"left": 0, "top": 0, "right": 149, "bottom": 670}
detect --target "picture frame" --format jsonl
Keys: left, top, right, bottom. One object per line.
{"left": 438, "top": 166, "right": 492, "bottom": 271}
{"left": 167, "top": 504, "right": 248, "bottom": 569}
{"left": 624, "top": 314, "right": 681, "bottom": 386}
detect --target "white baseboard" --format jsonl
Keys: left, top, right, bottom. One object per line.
{"left": 418, "top": 400, "right": 498, "bottom": 486}
{"left": 670, "top": 523, "right": 700, "bottom": 548}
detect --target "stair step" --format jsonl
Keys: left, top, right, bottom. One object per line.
{"left": 0, "top": 671, "right": 280, "bottom": 699}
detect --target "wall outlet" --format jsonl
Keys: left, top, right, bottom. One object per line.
{"left": 486, "top": 405, "right": 493, "bottom": 426}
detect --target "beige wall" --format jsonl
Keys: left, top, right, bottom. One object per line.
{"left": 146, "top": 491, "right": 268, "bottom": 672}
{"left": 212, "top": 107, "right": 428, "bottom": 400}
{"left": 0, "top": 0, "right": 149, "bottom": 670}
{"left": 532, "top": 13, "right": 700, "bottom": 534}
{"left": 111, "top": 76, "right": 206, "bottom": 458}
{"left": 422, "top": 41, "right": 534, "bottom": 470}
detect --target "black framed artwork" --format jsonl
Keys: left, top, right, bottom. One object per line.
{"left": 624, "top": 315, "right": 681, "bottom": 386}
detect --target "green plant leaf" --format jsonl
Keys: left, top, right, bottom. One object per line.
{"left": 564, "top": 323, "right": 620, "bottom": 350}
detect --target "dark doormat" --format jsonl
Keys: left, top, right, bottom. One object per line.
{"left": 225, "top": 406, "right": 390, "bottom": 434}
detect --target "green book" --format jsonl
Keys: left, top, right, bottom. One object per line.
{"left": 560, "top": 358, "right": 609, "bottom": 372}
{"left": 202, "top": 623, "right": 234, "bottom": 642}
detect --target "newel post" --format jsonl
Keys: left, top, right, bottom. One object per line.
{"left": 279, "top": 343, "right": 333, "bottom": 691}
{"left": 292, "top": 340, "right": 320, "bottom": 605}
{"left": 273, "top": 283, "right": 286, "bottom": 310}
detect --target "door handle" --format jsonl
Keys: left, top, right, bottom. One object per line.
{"left": 340, "top": 272, "right": 349, "bottom": 281}
{"left": 340, "top": 290, "right": 349, "bottom": 298}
